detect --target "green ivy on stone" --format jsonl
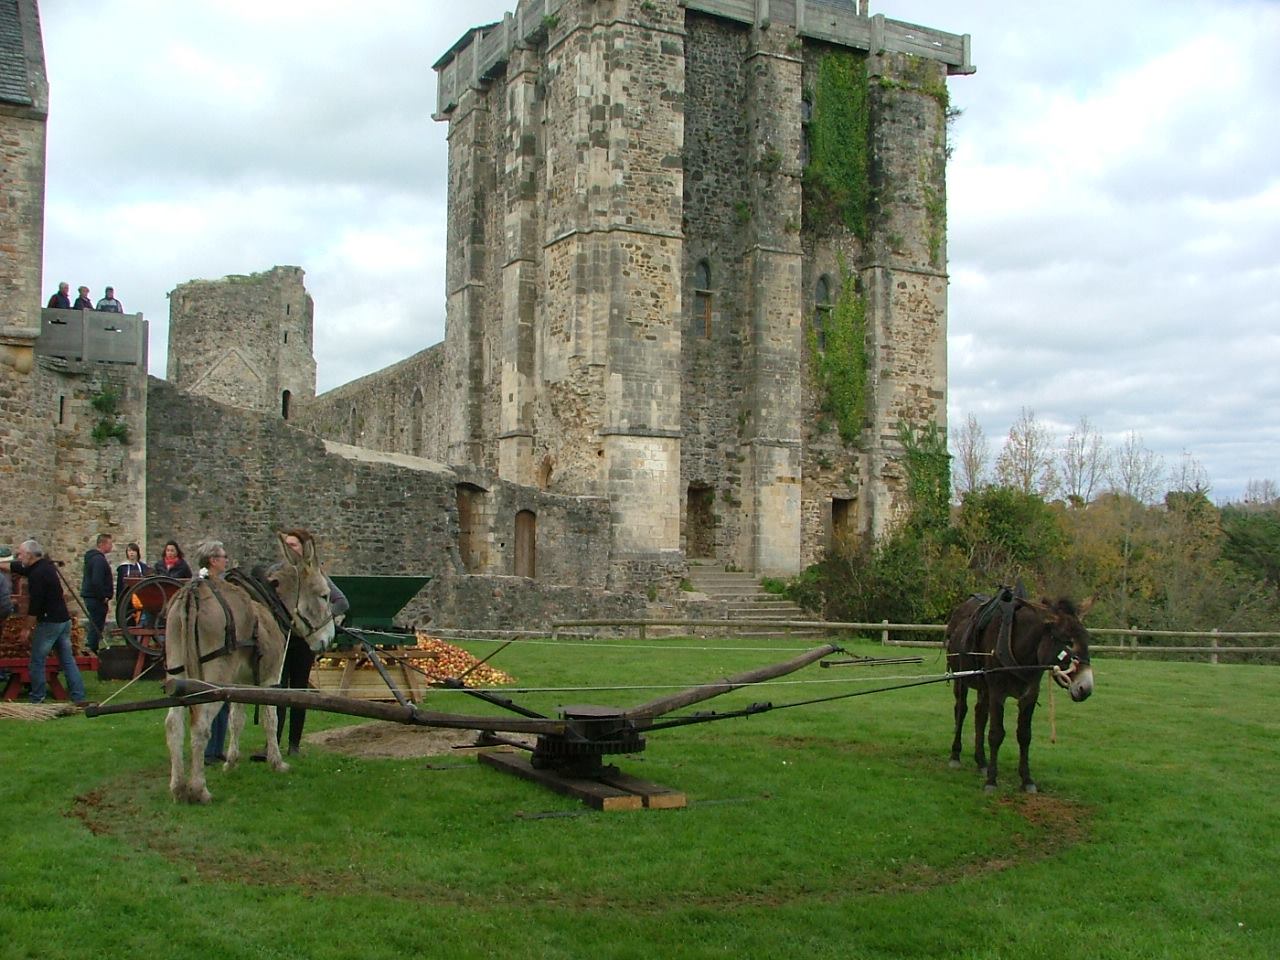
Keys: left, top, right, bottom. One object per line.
{"left": 810, "top": 264, "right": 868, "bottom": 446}
{"left": 803, "top": 52, "right": 872, "bottom": 239}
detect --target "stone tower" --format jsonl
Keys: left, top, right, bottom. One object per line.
{"left": 167, "top": 266, "right": 317, "bottom": 419}
{"left": 432, "top": 0, "right": 972, "bottom": 581}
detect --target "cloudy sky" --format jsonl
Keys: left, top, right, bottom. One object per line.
{"left": 37, "top": 0, "right": 1279, "bottom": 501}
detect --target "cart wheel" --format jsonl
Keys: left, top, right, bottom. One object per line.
{"left": 115, "top": 576, "right": 184, "bottom": 659}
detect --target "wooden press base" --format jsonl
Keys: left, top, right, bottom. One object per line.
{"left": 478, "top": 750, "right": 686, "bottom": 812}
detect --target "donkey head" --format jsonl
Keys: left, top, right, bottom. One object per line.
{"left": 268, "top": 532, "right": 336, "bottom": 653}
{"left": 1038, "top": 597, "right": 1095, "bottom": 702}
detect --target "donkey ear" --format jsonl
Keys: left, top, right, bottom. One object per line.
{"left": 1077, "top": 595, "right": 1097, "bottom": 619}
{"left": 276, "top": 531, "right": 300, "bottom": 568}
{"left": 302, "top": 538, "right": 319, "bottom": 567}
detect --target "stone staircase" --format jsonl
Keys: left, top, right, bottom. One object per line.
{"left": 685, "top": 562, "right": 826, "bottom": 639}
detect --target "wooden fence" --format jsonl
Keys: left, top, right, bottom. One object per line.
{"left": 550, "top": 618, "right": 1280, "bottom": 663}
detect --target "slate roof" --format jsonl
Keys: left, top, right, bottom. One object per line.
{"left": 0, "top": 0, "right": 39, "bottom": 107}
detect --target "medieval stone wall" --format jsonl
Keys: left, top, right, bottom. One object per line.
{"left": 0, "top": 0, "right": 52, "bottom": 544}
{"left": 680, "top": 14, "right": 752, "bottom": 564}
{"left": 167, "top": 266, "right": 316, "bottom": 418}
{"left": 0, "top": 110, "right": 44, "bottom": 333}
{"left": 297, "top": 0, "right": 960, "bottom": 583}
{"left": 292, "top": 343, "right": 449, "bottom": 458}
{"left": 145, "top": 377, "right": 621, "bottom": 625}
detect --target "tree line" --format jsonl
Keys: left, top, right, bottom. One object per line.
{"left": 788, "top": 414, "right": 1280, "bottom": 636}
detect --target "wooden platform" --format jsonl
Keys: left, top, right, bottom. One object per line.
{"left": 478, "top": 750, "right": 686, "bottom": 812}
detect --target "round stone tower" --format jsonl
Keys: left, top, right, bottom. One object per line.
{"left": 167, "top": 265, "right": 316, "bottom": 419}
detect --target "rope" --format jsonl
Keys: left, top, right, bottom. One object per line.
{"left": 94, "top": 659, "right": 157, "bottom": 707}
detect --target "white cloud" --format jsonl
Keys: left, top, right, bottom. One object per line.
{"left": 36, "top": 0, "right": 1280, "bottom": 500}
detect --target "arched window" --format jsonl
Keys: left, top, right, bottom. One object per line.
{"left": 692, "top": 260, "right": 712, "bottom": 339}
{"left": 348, "top": 405, "right": 359, "bottom": 445}
{"left": 409, "top": 387, "right": 424, "bottom": 453}
{"left": 281, "top": 389, "right": 291, "bottom": 420}
{"left": 814, "top": 275, "right": 833, "bottom": 352}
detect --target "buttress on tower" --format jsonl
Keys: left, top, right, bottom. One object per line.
{"left": 434, "top": 0, "right": 971, "bottom": 582}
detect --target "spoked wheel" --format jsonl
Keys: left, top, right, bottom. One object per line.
{"left": 115, "top": 576, "right": 185, "bottom": 659}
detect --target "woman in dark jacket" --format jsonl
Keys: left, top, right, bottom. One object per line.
{"left": 154, "top": 540, "right": 192, "bottom": 579}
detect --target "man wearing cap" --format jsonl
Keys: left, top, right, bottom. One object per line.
{"left": 95, "top": 286, "right": 123, "bottom": 313}
{"left": 0, "top": 540, "right": 87, "bottom": 705}
{"left": 73, "top": 285, "right": 93, "bottom": 310}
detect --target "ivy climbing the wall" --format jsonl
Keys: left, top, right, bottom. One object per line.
{"left": 810, "top": 265, "right": 868, "bottom": 446}
{"left": 90, "top": 385, "right": 129, "bottom": 445}
{"left": 803, "top": 52, "right": 872, "bottom": 238}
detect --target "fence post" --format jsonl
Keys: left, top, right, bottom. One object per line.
{"left": 881, "top": 619, "right": 889, "bottom": 645}
{"left": 1210, "top": 628, "right": 1219, "bottom": 666}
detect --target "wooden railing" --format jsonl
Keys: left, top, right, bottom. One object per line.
{"left": 550, "top": 618, "right": 1280, "bottom": 661}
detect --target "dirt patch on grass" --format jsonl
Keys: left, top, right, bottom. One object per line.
{"left": 306, "top": 721, "right": 495, "bottom": 758}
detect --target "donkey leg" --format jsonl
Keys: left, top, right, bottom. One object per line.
{"left": 973, "top": 686, "right": 989, "bottom": 774}
{"left": 949, "top": 682, "right": 968, "bottom": 768}
{"left": 1016, "top": 693, "right": 1038, "bottom": 793}
{"left": 984, "top": 696, "right": 1006, "bottom": 792}
{"left": 185, "top": 703, "right": 216, "bottom": 804}
{"left": 165, "top": 706, "right": 188, "bottom": 802}
{"left": 225, "top": 703, "right": 247, "bottom": 769}
{"left": 261, "top": 705, "right": 290, "bottom": 773}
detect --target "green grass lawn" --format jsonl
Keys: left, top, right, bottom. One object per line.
{"left": 1, "top": 636, "right": 1276, "bottom": 959}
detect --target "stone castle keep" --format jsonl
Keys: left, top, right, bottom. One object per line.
{"left": 300, "top": 0, "right": 972, "bottom": 586}
{"left": 4, "top": 0, "right": 972, "bottom": 626}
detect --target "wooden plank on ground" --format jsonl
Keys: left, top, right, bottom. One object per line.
{"left": 598, "top": 771, "right": 688, "bottom": 810}
{"left": 477, "top": 750, "right": 643, "bottom": 811}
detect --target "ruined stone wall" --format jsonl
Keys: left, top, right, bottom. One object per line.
{"left": 167, "top": 266, "right": 316, "bottom": 418}
{"left": 293, "top": 343, "right": 449, "bottom": 458}
{"left": 146, "top": 378, "right": 620, "bottom": 627}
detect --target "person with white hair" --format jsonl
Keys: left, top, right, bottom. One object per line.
{"left": 0, "top": 540, "right": 87, "bottom": 705}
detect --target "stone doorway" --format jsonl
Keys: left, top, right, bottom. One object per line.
{"left": 686, "top": 484, "right": 716, "bottom": 560}
{"left": 456, "top": 483, "right": 487, "bottom": 573}
{"left": 831, "top": 497, "right": 858, "bottom": 554}
{"left": 515, "top": 510, "right": 536, "bottom": 578}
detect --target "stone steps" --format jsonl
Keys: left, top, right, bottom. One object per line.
{"left": 684, "top": 564, "right": 825, "bottom": 639}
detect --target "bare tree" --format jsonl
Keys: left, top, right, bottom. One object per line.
{"left": 995, "top": 407, "right": 1058, "bottom": 498}
{"left": 1169, "top": 451, "right": 1211, "bottom": 497}
{"left": 1243, "top": 478, "right": 1279, "bottom": 506}
{"left": 1060, "top": 415, "right": 1108, "bottom": 507}
{"left": 1108, "top": 431, "right": 1164, "bottom": 504}
{"left": 1107, "top": 431, "right": 1165, "bottom": 625}
{"left": 951, "top": 413, "right": 990, "bottom": 499}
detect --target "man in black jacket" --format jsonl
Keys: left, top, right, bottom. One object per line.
{"left": 2, "top": 540, "right": 86, "bottom": 704}
{"left": 80, "top": 533, "right": 113, "bottom": 655}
